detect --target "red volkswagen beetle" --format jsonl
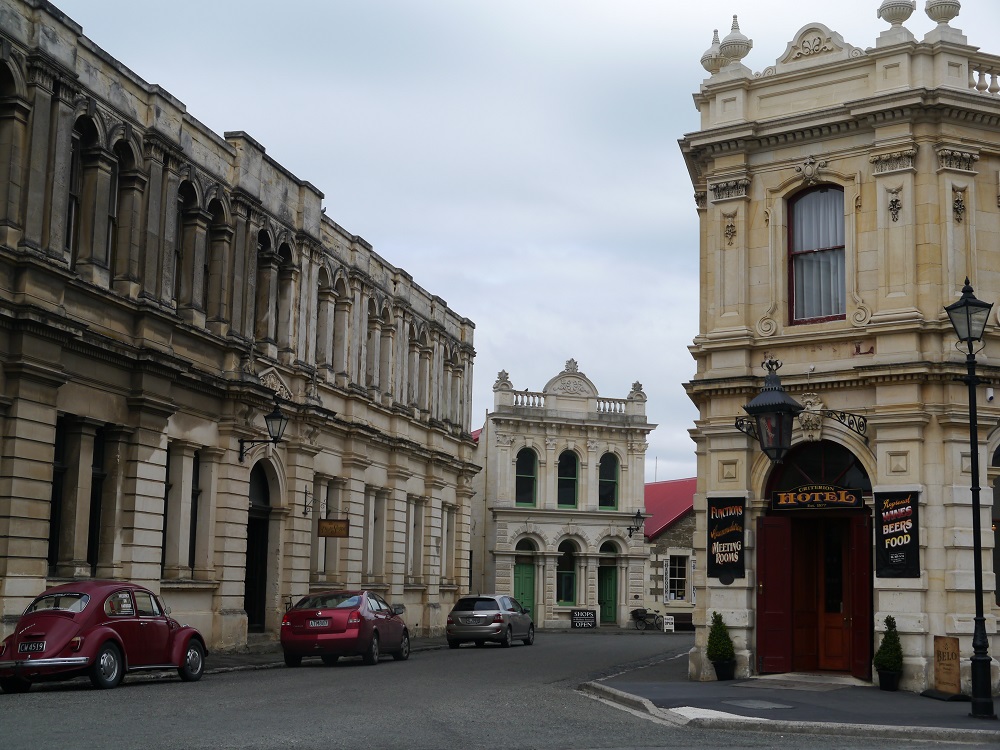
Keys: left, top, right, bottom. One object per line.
{"left": 281, "top": 589, "right": 409, "bottom": 667}
{"left": 0, "top": 580, "right": 206, "bottom": 693}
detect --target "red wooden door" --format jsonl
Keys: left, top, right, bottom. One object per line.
{"left": 756, "top": 516, "right": 792, "bottom": 673}
{"left": 849, "top": 512, "right": 873, "bottom": 680}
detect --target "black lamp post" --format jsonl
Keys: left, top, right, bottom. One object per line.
{"left": 238, "top": 398, "right": 290, "bottom": 463}
{"left": 739, "top": 359, "right": 804, "bottom": 464}
{"left": 944, "top": 277, "right": 996, "bottom": 720}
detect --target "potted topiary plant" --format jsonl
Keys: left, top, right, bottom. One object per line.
{"left": 706, "top": 610, "right": 736, "bottom": 680}
{"left": 873, "top": 615, "right": 904, "bottom": 691}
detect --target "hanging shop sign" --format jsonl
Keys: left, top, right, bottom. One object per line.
{"left": 318, "top": 519, "right": 350, "bottom": 538}
{"left": 874, "top": 491, "right": 920, "bottom": 578}
{"left": 770, "top": 484, "right": 863, "bottom": 511}
{"left": 707, "top": 497, "right": 745, "bottom": 581}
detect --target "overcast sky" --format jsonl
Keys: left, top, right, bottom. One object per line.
{"left": 53, "top": 0, "right": 1000, "bottom": 482}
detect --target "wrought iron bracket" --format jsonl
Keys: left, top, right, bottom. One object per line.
{"left": 735, "top": 417, "right": 758, "bottom": 440}
{"left": 818, "top": 410, "right": 868, "bottom": 443}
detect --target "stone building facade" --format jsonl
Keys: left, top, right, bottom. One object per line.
{"left": 680, "top": 3, "right": 1000, "bottom": 691}
{"left": 0, "top": 0, "right": 478, "bottom": 649}
{"left": 470, "top": 361, "right": 654, "bottom": 627}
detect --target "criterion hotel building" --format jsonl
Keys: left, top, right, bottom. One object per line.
{"left": 681, "top": 1, "right": 1000, "bottom": 692}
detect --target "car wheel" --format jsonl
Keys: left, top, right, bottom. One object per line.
{"left": 392, "top": 631, "right": 410, "bottom": 661}
{"left": 283, "top": 653, "right": 302, "bottom": 668}
{"left": 178, "top": 640, "right": 205, "bottom": 682}
{"left": 522, "top": 625, "right": 534, "bottom": 646}
{"left": 0, "top": 676, "right": 31, "bottom": 694}
{"left": 363, "top": 632, "right": 380, "bottom": 665}
{"left": 89, "top": 642, "right": 124, "bottom": 689}
{"left": 500, "top": 627, "right": 512, "bottom": 648}
{"left": 447, "top": 640, "right": 461, "bottom": 649}
{"left": 321, "top": 655, "right": 340, "bottom": 666}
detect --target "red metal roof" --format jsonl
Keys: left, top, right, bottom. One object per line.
{"left": 643, "top": 478, "right": 696, "bottom": 540}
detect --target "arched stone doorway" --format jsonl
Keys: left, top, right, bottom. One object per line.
{"left": 245, "top": 463, "right": 271, "bottom": 632}
{"left": 757, "top": 440, "right": 873, "bottom": 679}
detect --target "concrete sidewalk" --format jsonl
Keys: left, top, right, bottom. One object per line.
{"left": 203, "top": 629, "right": 1000, "bottom": 742}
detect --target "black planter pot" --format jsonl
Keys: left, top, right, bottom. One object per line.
{"left": 877, "top": 669, "right": 901, "bottom": 691}
{"left": 712, "top": 659, "right": 736, "bottom": 681}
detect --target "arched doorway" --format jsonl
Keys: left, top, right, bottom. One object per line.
{"left": 598, "top": 542, "right": 619, "bottom": 624}
{"left": 513, "top": 539, "right": 536, "bottom": 612}
{"left": 757, "top": 440, "right": 873, "bottom": 679}
{"left": 245, "top": 463, "right": 271, "bottom": 632}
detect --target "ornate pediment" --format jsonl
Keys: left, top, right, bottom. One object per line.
{"left": 772, "top": 23, "right": 866, "bottom": 71}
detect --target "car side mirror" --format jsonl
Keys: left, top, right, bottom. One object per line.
{"left": 523, "top": 607, "right": 531, "bottom": 614}
{"left": 392, "top": 604, "right": 406, "bottom": 616}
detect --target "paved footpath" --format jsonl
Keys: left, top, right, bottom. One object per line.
{"left": 205, "top": 628, "right": 1000, "bottom": 743}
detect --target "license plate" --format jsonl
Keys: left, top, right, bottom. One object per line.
{"left": 463, "top": 617, "right": 481, "bottom": 625}
{"left": 18, "top": 641, "right": 45, "bottom": 653}
{"left": 308, "top": 619, "right": 329, "bottom": 628}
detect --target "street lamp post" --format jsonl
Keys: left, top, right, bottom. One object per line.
{"left": 944, "top": 278, "right": 997, "bottom": 720}
{"left": 238, "top": 397, "right": 290, "bottom": 463}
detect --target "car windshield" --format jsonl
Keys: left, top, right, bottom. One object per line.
{"left": 26, "top": 593, "right": 90, "bottom": 614}
{"left": 295, "top": 593, "right": 361, "bottom": 610}
{"left": 454, "top": 597, "right": 499, "bottom": 612}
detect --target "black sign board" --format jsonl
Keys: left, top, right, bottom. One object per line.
{"left": 571, "top": 609, "right": 596, "bottom": 628}
{"left": 875, "top": 491, "right": 920, "bottom": 578}
{"left": 770, "top": 484, "right": 863, "bottom": 511}
{"left": 707, "top": 497, "right": 745, "bottom": 581}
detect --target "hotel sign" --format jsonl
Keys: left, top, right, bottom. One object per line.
{"left": 770, "top": 484, "right": 863, "bottom": 511}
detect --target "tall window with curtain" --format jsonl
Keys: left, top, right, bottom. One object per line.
{"left": 788, "top": 185, "right": 845, "bottom": 324}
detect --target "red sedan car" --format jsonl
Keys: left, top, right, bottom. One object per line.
{"left": 281, "top": 590, "right": 409, "bottom": 667}
{"left": 0, "top": 580, "right": 206, "bottom": 693}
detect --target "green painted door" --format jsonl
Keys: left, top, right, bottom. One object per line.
{"left": 514, "top": 563, "right": 535, "bottom": 613}
{"left": 598, "top": 565, "right": 617, "bottom": 623}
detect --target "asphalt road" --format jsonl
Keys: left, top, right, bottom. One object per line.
{"left": 0, "top": 632, "right": 994, "bottom": 750}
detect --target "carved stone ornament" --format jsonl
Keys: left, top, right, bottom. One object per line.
{"left": 788, "top": 29, "right": 837, "bottom": 59}
{"left": 886, "top": 186, "right": 902, "bottom": 222}
{"left": 797, "top": 392, "right": 826, "bottom": 441}
{"left": 870, "top": 148, "right": 916, "bottom": 174}
{"left": 552, "top": 378, "right": 589, "bottom": 395}
{"left": 258, "top": 370, "right": 292, "bottom": 400}
{"left": 564, "top": 359, "right": 579, "bottom": 373}
{"left": 938, "top": 149, "right": 979, "bottom": 172}
{"left": 953, "top": 189, "right": 966, "bottom": 223}
{"left": 796, "top": 156, "right": 828, "bottom": 186}
{"left": 723, "top": 212, "right": 737, "bottom": 246}
{"left": 694, "top": 191, "right": 707, "bottom": 209}
{"left": 495, "top": 432, "right": 513, "bottom": 447}
{"left": 710, "top": 178, "right": 751, "bottom": 202}
{"left": 494, "top": 370, "right": 512, "bottom": 390}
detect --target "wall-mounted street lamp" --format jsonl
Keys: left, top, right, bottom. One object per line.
{"left": 735, "top": 359, "right": 868, "bottom": 464}
{"left": 238, "top": 398, "right": 290, "bottom": 463}
{"left": 944, "top": 277, "right": 996, "bottom": 720}
{"left": 627, "top": 509, "right": 645, "bottom": 538}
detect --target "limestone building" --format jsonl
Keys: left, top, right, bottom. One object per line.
{"left": 0, "top": 0, "right": 478, "bottom": 649}
{"left": 680, "top": 2, "right": 1000, "bottom": 692}
{"left": 470, "top": 361, "right": 654, "bottom": 627}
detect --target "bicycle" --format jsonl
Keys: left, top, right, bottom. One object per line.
{"left": 630, "top": 607, "right": 664, "bottom": 631}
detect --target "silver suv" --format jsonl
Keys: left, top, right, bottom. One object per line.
{"left": 446, "top": 595, "right": 534, "bottom": 648}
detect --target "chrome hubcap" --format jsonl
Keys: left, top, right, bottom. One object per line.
{"left": 186, "top": 646, "right": 203, "bottom": 674}
{"left": 99, "top": 650, "right": 118, "bottom": 680}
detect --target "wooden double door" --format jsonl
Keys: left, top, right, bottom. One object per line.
{"left": 757, "top": 513, "right": 872, "bottom": 679}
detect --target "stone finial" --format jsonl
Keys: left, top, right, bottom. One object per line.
{"left": 564, "top": 358, "right": 579, "bottom": 373}
{"left": 925, "top": 0, "right": 960, "bottom": 26}
{"left": 877, "top": 0, "right": 915, "bottom": 26}
{"left": 493, "top": 370, "right": 512, "bottom": 391}
{"left": 719, "top": 15, "right": 752, "bottom": 64}
{"left": 700, "top": 29, "right": 728, "bottom": 75}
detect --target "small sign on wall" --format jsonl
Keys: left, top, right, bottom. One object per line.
{"left": 571, "top": 609, "right": 596, "bottom": 628}
{"left": 318, "top": 519, "right": 350, "bottom": 538}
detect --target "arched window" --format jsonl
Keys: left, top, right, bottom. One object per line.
{"left": 557, "top": 451, "right": 578, "bottom": 508}
{"left": 789, "top": 185, "right": 845, "bottom": 324}
{"left": 557, "top": 540, "right": 577, "bottom": 604}
{"left": 598, "top": 453, "right": 619, "bottom": 509}
{"left": 515, "top": 448, "right": 537, "bottom": 506}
